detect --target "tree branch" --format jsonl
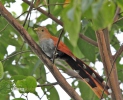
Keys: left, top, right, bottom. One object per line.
{"left": 113, "top": 7, "right": 120, "bottom": 23}
{"left": 0, "top": 2, "right": 82, "bottom": 100}
{"left": 79, "top": 34, "right": 98, "bottom": 47}
{"left": 113, "top": 7, "right": 123, "bottom": 62}
{"left": 113, "top": 44, "right": 123, "bottom": 62}
{"left": 98, "top": 7, "right": 122, "bottom": 100}
{"left": 96, "top": 30, "right": 122, "bottom": 100}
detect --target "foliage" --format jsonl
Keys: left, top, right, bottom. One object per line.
{"left": 0, "top": 0, "right": 123, "bottom": 100}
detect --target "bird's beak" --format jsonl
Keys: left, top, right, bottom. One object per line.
{"left": 34, "top": 28, "right": 38, "bottom": 31}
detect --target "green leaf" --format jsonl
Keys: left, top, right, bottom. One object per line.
{"left": 116, "top": 0, "right": 123, "bottom": 10}
{"left": 62, "top": 0, "right": 82, "bottom": 47}
{"left": 78, "top": 81, "right": 98, "bottom": 100}
{"left": 92, "top": 1, "right": 115, "bottom": 30}
{"left": 78, "top": 38, "right": 95, "bottom": 63}
{"left": 48, "top": 0, "right": 57, "bottom": 14}
{"left": 92, "top": 0, "right": 104, "bottom": 18}
{"left": 73, "top": 46, "right": 84, "bottom": 58}
{"left": 84, "top": 26, "right": 97, "bottom": 41}
{"left": 116, "top": 58, "right": 123, "bottom": 82}
{"left": 0, "top": 93, "right": 9, "bottom": 100}
{"left": 0, "top": 80, "right": 12, "bottom": 94}
{"left": 0, "top": 61, "right": 4, "bottom": 80}
{"left": 11, "top": 75, "right": 27, "bottom": 83}
{"left": 21, "top": 2, "right": 28, "bottom": 12}
{"left": 16, "top": 76, "right": 37, "bottom": 93}
{"left": 1, "top": 0, "right": 15, "bottom": 5}
{"left": 113, "top": 18, "right": 123, "bottom": 29}
{"left": 45, "top": 86, "right": 59, "bottom": 100}
{"left": 81, "top": 0, "right": 93, "bottom": 12}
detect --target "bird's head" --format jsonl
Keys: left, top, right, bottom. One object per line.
{"left": 34, "top": 26, "right": 50, "bottom": 36}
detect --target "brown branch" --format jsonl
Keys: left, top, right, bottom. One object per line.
{"left": 79, "top": 34, "right": 98, "bottom": 47}
{"left": 114, "top": 16, "right": 123, "bottom": 24}
{"left": 0, "top": 2, "right": 82, "bottom": 100}
{"left": 98, "top": 7, "right": 122, "bottom": 99}
{"left": 113, "top": 7, "right": 120, "bottom": 23}
{"left": 113, "top": 7, "right": 123, "bottom": 62}
{"left": 96, "top": 30, "right": 122, "bottom": 100}
{"left": 113, "top": 45, "right": 123, "bottom": 62}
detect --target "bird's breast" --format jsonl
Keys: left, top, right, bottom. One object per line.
{"left": 39, "top": 38, "right": 55, "bottom": 58}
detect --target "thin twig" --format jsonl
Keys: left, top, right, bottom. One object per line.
{"left": 113, "top": 44, "right": 123, "bottom": 62}
{"left": 113, "top": 7, "right": 120, "bottom": 23}
{"left": 0, "top": 23, "right": 9, "bottom": 33}
{"left": 27, "top": 11, "right": 31, "bottom": 30}
{"left": 47, "top": 0, "right": 50, "bottom": 14}
{"left": 16, "top": 11, "right": 28, "bottom": 19}
{"left": 79, "top": 34, "right": 98, "bottom": 47}
{"left": 37, "top": 82, "right": 58, "bottom": 87}
{"left": 52, "top": 29, "right": 64, "bottom": 63}
{"left": 113, "top": 16, "right": 123, "bottom": 24}
{"left": 100, "top": 51, "right": 121, "bottom": 99}
{"left": 38, "top": 2, "right": 69, "bottom": 7}
{"left": 15, "top": 42, "right": 25, "bottom": 64}
{"left": 1, "top": 50, "right": 31, "bottom": 62}
{"left": 23, "top": 0, "right": 34, "bottom": 26}
{"left": 40, "top": 86, "right": 54, "bottom": 99}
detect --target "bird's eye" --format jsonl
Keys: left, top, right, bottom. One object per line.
{"left": 41, "top": 29, "right": 44, "bottom": 32}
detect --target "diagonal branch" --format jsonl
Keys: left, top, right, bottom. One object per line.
{"left": 0, "top": 2, "right": 82, "bottom": 100}
{"left": 113, "top": 44, "right": 123, "bottom": 62}
{"left": 79, "top": 34, "right": 98, "bottom": 47}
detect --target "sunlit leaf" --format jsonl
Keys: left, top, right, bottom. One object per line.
{"left": 62, "top": 0, "right": 82, "bottom": 47}
{"left": 16, "top": 76, "right": 37, "bottom": 93}
{"left": 0, "top": 80, "right": 12, "bottom": 94}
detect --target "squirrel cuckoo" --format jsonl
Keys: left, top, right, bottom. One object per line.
{"left": 34, "top": 26, "right": 109, "bottom": 99}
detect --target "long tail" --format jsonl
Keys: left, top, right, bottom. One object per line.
{"left": 64, "top": 55, "right": 109, "bottom": 98}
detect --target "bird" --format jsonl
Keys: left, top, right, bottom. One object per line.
{"left": 34, "top": 26, "right": 109, "bottom": 99}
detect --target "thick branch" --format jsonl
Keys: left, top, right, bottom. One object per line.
{"left": 0, "top": 2, "right": 82, "bottom": 100}
{"left": 96, "top": 30, "right": 122, "bottom": 100}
